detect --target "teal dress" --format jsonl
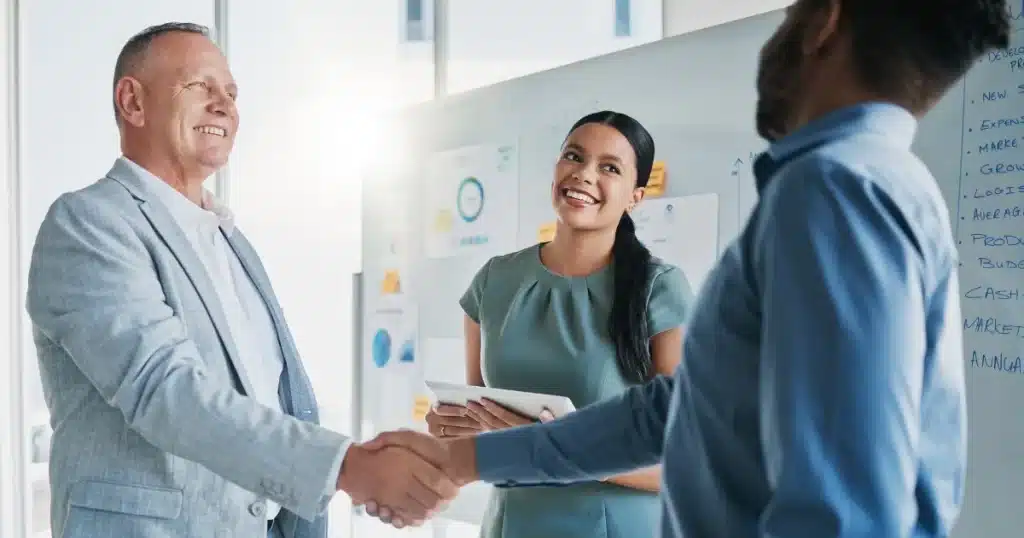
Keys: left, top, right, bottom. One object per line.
{"left": 459, "top": 243, "right": 694, "bottom": 538}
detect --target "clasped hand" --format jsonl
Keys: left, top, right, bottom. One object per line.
{"left": 341, "top": 430, "right": 475, "bottom": 528}
{"left": 357, "top": 400, "right": 554, "bottom": 528}
{"left": 337, "top": 432, "right": 464, "bottom": 528}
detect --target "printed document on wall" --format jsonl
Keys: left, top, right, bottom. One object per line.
{"left": 424, "top": 143, "right": 519, "bottom": 259}
{"left": 633, "top": 193, "right": 720, "bottom": 292}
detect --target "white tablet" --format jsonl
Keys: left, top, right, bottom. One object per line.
{"left": 424, "top": 380, "right": 576, "bottom": 420}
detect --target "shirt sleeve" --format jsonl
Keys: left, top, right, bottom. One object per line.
{"left": 322, "top": 438, "right": 352, "bottom": 496}
{"left": 753, "top": 157, "right": 927, "bottom": 538}
{"left": 474, "top": 373, "right": 675, "bottom": 486}
{"left": 459, "top": 257, "right": 494, "bottom": 323}
{"left": 647, "top": 265, "right": 694, "bottom": 336}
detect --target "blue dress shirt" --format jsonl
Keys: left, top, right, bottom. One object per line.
{"left": 474, "top": 103, "right": 966, "bottom": 538}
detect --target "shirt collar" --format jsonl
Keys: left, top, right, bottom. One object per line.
{"left": 752, "top": 102, "right": 918, "bottom": 193}
{"left": 119, "top": 156, "right": 235, "bottom": 235}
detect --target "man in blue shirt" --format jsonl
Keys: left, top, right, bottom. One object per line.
{"left": 357, "top": 1, "right": 1011, "bottom": 536}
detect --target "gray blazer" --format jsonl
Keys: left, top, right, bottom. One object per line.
{"left": 26, "top": 159, "right": 347, "bottom": 538}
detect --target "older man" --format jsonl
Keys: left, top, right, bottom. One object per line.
{"left": 25, "top": 22, "right": 454, "bottom": 538}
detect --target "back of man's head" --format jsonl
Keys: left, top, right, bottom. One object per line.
{"left": 112, "top": 22, "right": 210, "bottom": 124}
{"left": 839, "top": 0, "right": 1011, "bottom": 111}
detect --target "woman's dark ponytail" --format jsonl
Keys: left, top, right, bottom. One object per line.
{"left": 610, "top": 212, "right": 654, "bottom": 383}
{"left": 568, "top": 110, "right": 657, "bottom": 384}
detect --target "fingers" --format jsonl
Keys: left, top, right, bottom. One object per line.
{"left": 410, "top": 456, "right": 459, "bottom": 501}
{"left": 478, "top": 398, "right": 528, "bottom": 424}
{"left": 369, "top": 431, "right": 453, "bottom": 471}
{"left": 433, "top": 404, "right": 469, "bottom": 417}
{"left": 464, "top": 402, "right": 504, "bottom": 429}
{"left": 426, "top": 408, "right": 484, "bottom": 438}
{"left": 402, "top": 480, "right": 444, "bottom": 516}
{"left": 384, "top": 454, "right": 456, "bottom": 522}
{"left": 539, "top": 408, "right": 555, "bottom": 422}
{"left": 362, "top": 428, "right": 413, "bottom": 451}
{"left": 366, "top": 501, "right": 415, "bottom": 529}
{"left": 467, "top": 399, "right": 533, "bottom": 428}
{"left": 432, "top": 424, "right": 480, "bottom": 438}
{"left": 362, "top": 428, "right": 427, "bottom": 453}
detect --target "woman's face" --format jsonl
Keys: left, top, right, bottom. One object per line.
{"left": 551, "top": 122, "right": 644, "bottom": 232}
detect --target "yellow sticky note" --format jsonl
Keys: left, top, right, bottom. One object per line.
{"left": 381, "top": 270, "right": 401, "bottom": 294}
{"left": 646, "top": 160, "right": 667, "bottom": 197}
{"left": 412, "top": 395, "right": 431, "bottom": 421}
{"left": 433, "top": 210, "right": 453, "bottom": 233}
{"left": 537, "top": 221, "right": 557, "bottom": 243}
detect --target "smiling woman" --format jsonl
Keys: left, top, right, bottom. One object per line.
{"left": 417, "top": 111, "right": 696, "bottom": 538}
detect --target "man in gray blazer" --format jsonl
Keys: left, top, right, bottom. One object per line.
{"left": 25, "top": 22, "right": 455, "bottom": 538}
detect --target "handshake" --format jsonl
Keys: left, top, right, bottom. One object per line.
{"left": 335, "top": 429, "right": 477, "bottom": 528}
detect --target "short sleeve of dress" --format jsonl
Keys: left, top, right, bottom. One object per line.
{"left": 459, "top": 257, "right": 494, "bottom": 323}
{"left": 647, "top": 265, "right": 694, "bottom": 336}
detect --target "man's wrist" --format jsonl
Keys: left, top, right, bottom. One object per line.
{"left": 448, "top": 436, "right": 479, "bottom": 485}
{"left": 336, "top": 443, "right": 367, "bottom": 495}
{"left": 324, "top": 439, "right": 352, "bottom": 496}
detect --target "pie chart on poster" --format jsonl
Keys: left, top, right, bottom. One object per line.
{"left": 456, "top": 177, "right": 485, "bottom": 223}
{"left": 399, "top": 340, "right": 415, "bottom": 363}
{"left": 372, "top": 329, "right": 391, "bottom": 368}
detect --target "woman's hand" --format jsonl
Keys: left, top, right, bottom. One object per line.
{"left": 465, "top": 399, "right": 554, "bottom": 431}
{"left": 425, "top": 404, "right": 484, "bottom": 438}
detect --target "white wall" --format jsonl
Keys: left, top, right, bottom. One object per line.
{"left": 446, "top": 0, "right": 663, "bottom": 94}
{"left": 224, "top": 1, "right": 424, "bottom": 534}
{"left": 2, "top": 1, "right": 25, "bottom": 537}
{"left": 663, "top": 0, "right": 789, "bottom": 36}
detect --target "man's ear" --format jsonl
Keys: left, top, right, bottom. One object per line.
{"left": 115, "top": 76, "right": 146, "bottom": 127}
{"left": 801, "top": 0, "right": 842, "bottom": 56}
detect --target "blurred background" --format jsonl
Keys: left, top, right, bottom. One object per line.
{"left": 0, "top": 1, "right": 788, "bottom": 537}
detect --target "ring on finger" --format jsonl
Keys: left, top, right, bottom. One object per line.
{"left": 440, "top": 425, "right": 446, "bottom": 437}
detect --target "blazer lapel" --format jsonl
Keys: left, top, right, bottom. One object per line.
{"left": 138, "top": 201, "right": 257, "bottom": 397}
{"left": 106, "top": 159, "right": 257, "bottom": 397}
{"left": 224, "top": 231, "right": 319, "bottom": 423}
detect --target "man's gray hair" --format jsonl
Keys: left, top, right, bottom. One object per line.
{"left": 112, "top": 22, "right": 210, "bottom": 123}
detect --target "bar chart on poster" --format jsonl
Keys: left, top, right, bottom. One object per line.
{"left": 358, "top": 7, "right": 1024, "bottom": 536}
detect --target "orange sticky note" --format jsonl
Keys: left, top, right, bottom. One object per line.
{"left": 381, "top": 270, "right": 401, "bottom": 294}
{"left": 433, "top": 210, "right": 453, "bottom": 233}
{"left": 413, "top": 395, "right": 431, "bottom": 421}
{"left": 646, "top": 160, "right": 666, "bottom": 197}
{"left": 537, "top": 221, "right": 557, "bottom": 243}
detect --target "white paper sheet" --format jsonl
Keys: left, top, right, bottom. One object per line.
{"left": 423, "top": 142, "right": 520, "bottom": 259}
{"left": 632, "top": 193, "right": 721, "bottom": 292}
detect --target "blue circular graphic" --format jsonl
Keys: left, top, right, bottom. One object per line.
{"left": 371, "top": 329, "right": 391, "bottom": 367}
{"left": 456, "top": 177, "right": 485, "bottom": 223}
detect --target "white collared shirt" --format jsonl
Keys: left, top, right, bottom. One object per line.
{"left": 121, "top": 157, "right": 289, "bottom": 519}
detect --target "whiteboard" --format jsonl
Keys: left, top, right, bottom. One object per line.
{"left": 360, "top": 9, "right": 1024, "bottom": 536}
